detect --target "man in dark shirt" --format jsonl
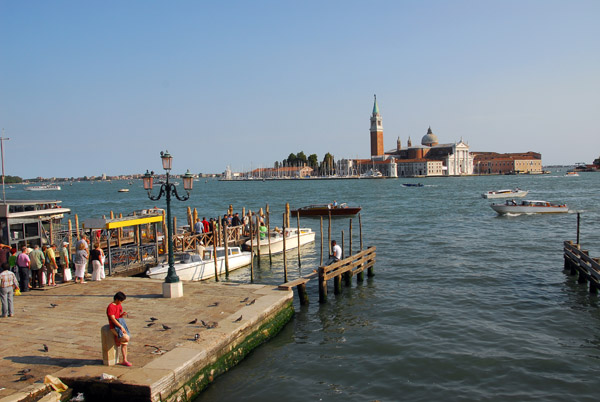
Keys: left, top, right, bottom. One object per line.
{"left": 231, "top": 213, "right": 242, "bottom": 227}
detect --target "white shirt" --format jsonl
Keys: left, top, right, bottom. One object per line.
{"left": 332, "top": 244, "right": 342, "bottom": 260}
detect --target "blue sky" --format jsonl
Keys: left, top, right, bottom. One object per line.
{"left": 1, "top": 0, "right": 598, "bottom": 178}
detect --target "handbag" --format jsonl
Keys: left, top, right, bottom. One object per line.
{"left": 15, "top": 288, "right": 21, "bottom": 296}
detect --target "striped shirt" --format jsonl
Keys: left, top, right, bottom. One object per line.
{"left": 0, "top": 270, "right": 18, "bottom": 288}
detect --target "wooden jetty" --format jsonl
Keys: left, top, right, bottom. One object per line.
{"left": 563, "top": 240, "right": 600, "bottom": 293}
{"left": 279, "top": 246, "right": 376, "bottom": 304}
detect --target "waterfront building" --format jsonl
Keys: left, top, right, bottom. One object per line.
{"left": 472, "top": 152, "right": 542, "bottom": 174}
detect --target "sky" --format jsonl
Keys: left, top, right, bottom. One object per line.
{"left": 1, "top": 0, "right": 599, "bottom": 178}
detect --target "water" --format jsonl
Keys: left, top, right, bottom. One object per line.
{"left": 9, "top": 172, "right": 600, "bottom": 401}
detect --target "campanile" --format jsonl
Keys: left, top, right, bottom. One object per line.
{"left": 370, "top": 95, "right": 384, "bottom": 156}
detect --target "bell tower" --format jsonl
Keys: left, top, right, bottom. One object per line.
{"left": 370, "top": 94, "right": 384, "bottom": 156}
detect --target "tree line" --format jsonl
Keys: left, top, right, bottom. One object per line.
{"left": 274, "top": 151, "right": 336, "bottom": 175}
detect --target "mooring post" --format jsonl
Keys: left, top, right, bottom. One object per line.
{"left": 212, "top": 221, "right": 219, "bottom": 282}
{"left": 367, "top": 249, "right": 375, "bottom": 277}
{"left": 342, "top": 230, "right": 351, "bottom": 286}
{"left": 282, "top": 213, "right": 287, "bottom": 283}
{"left": 223, "top": 223, "right": 229, "bottom": 277}
{"left": 359, "top": 212, "right": 363, "bottom": 251}
{"left": 256, "top": 215, "right": 261, "bottom": 263}
{"left": 297, "top": 283, "right": 309, "bottom": 305}
{"left": 349, "top": 218, "right": 353, "bottom": 258}
{"left": 266, "top": 204, "right": 272, "bottom": 264}
{"left": 318, "top": 267, "right": 327, "bottom": 303}
{"left": 576, "top": 212, "right": 580, "bottom": 245}
{"left": 328, "top": 211, "right": 332, "bottom": 255}
{"left": 75, "top": 214, "right": 80, "bottom": 241}
{"left": 320, "top": 216, "right": 324, "bottom": 266}
{"left": 334, "top": 272, "right": 342, "bottom": 294}
{"left": 249, "top": 215, "right": 254, "bottom": 282}
{"left": 297, "top": 211, "right": 301, "bottom": 269}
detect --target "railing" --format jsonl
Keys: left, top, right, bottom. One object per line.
{"left": 318, "top": 246, "right": 376, "bottom": 303}
{"left": 109, "top": 243, "right": 157, "bottom": 275}
{"left": 563, "top": 241, "right": 600, "bottom": 291}
{"left": 172, "top": 224, "right": 244, "bottom": 252}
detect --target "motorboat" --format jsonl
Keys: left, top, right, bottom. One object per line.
{"left": 118, "top": 188, "right": 130, "bottom": 193}
{"left": 291, "top": 203, "right": 361, "bottom": 217}
{"left": 481, "top": 188, "right": 528, "bottom": 199}
{"left": 402, "top": 183, "right": 424, "bottom": 187}
{"left": 146, "top": 246, "right": 251, "bottom": 281}
{"left": 565, "top": 171, "right": 579, "bottom": 177}
{"left": 490, "top": 200, "right": 568, "bottom": 214}
{"left": 25, "top": 184, "right": 61, "bottom": 191}
{"left": 360, "top": 169, "right": 384, "bottom": 178}
{"left": 244, "top": 227, "right": 315, "bottom": 255}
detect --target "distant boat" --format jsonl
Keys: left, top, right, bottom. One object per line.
{"left": 490, "top": 200, "right": 568, "bottom": 214}
{"left": 565, "top": 171, "right": 579, "bottom": 177}
{"left": 402, "top": 183, "right": 424, "bottom": 187}
{"left": 291, "top": 203, "right": 361, "bottom": 217}
{"left": 482, "top": 188, "right": 528, "bottom": 199}
{"left": 118, "top": 188, "right": 129, "bottom": 193}
{"left": 25, "top": 184, "right": 61, "bottom": 191}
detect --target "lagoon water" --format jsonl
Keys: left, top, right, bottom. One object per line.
{"left": 9, "top": 171, "right": 600, "bottom": 401}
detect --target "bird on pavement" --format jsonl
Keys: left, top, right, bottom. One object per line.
{"left": 194, "top": 334, "right": 200, "bottom": 341}
{"left": 240, "top": 297, "right": 249, "bottom": 303}
{"left": 207, "top": 302, "right": 219, "bottom": 307}
{"left": 188, "top": 318, "right": 198, "bottom": 324}
{"left": 42, "top": 344, "right": 49, "bottom": 352}
{"left": 50, "top": 303, "right": 58, "bottom": 308}
{"left": 18, "top": 368, "right": 31, "bottom": 374}
{"left": 16, "top": 374, "right": 34, "bottom": 382}
{"left": 150, "top": 317, "right": 158, "bottom": 321}
{"left": 162, "top": 324, "right": 171, "bottom": 330}
{"left": 233, "top": 315, "right": 242, "bottom": 322}
{"left": 200, "top": 319, "right": 208, "bottom": 327}
{"left": 146, "top": 323, "right": 155, "bottom": 327}
{"left": 246, "top": 299, "right": 256, "bottom": 306}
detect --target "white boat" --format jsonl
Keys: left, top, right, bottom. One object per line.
{"left": 490, "top": 199, "right": 568, "bottom": 214}
{"left": 244, "top": 227, "right": 315, "bottom": 255}
{"left": 360, "top": 169, "right": 384, "bottom": 178}
{"left": 565, "top": 171, "right": 579, "bottom": 177}
{"left": 146, "top": 246, "right": 251, "bottom": 281}
{"left": 24, "top": 184, "right": 61, "bottom": 191}
{"left": 481, "top": 188, "right": 529, "bottom": 199}
{"left": 118, "top": 188, "right": 129, "bottom": 193}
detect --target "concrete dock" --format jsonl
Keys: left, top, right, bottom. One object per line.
{"left": 0, "top": 278, "right": 293, "bottom": 402}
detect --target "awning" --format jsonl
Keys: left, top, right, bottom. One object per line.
{"left": 83, "top": 215, "right": 163, "bottom": 230}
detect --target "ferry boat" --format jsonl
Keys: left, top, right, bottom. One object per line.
{"left": 244, "top": 227, "right": 315, "bottom": 255}
{"left": 490, "top": 200, "right": 568, "bottom": 215}
{"left": 481, "top": 188, "right": 529, "bottom": 199}
{"left": 25, "top": 184, "right": 61, "bottom": 191}
{"left": 146, "top": 247, "right": 251, "bottom": 281}
{"left": 291, "top": 203, "right": 361, "bottom": 217}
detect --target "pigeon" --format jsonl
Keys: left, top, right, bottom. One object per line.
{"left": 206, "top": 321, "right": 219, "bottom": 329}
{"left": 149, "top": 317, "right": 158, "bottom": 321}
{"left": 50, "top": 303, "right": 58, "bottom": 308}
{"left": 246, "top": 299, "right": 256, "bottom": 306}
{"left": 16, "top": 374, "right": 34, "bottom": 382}
{"left": 240, "top": 297, "right": 249, "bottom": 303}
{"left": 43, "top": 344, "right": 49, "bottom": 352}
{"left": 162, "top": 324, "right": 171, "bottom": 330}
{"left": 194, "top": 333, "right": 200, "bottom": 341}
{"left": 144, "top": 344, "right": 165, "bottom": 354}
{"left": 188, "top": 318, "right": 198, "bottom": 325}
{"left": 207, "top": 302, "right": 219, "bottom": 307}
{"left": 233, "top": 315, "right": 243, "bottom": 323}
{"left": 200, "top": 319, "right": 208, "bottom": 327}
{"left": 146, "top": 323, "right": 155, "bottom": 327}
{"left": 18, "top": 368, "right": 31, "bottom": 374}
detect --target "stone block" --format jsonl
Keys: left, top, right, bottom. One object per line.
{"left": 100, "top": 325, "right": 119, "bottom": 366}
{"left": 162, "top": 281, "right": 183, "bottom": 298}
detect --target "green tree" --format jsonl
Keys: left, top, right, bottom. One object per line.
{"left": 308, "top": 154, "right": 318, "bottom": 169}
{"left": 286, "top": 153, "right": 297, "bottom": 165}
{"left": 320, "top": 153, "right": 335, "bottom": 175}
{"left": 296, "top": 151, "right": 307, "bottom": 165}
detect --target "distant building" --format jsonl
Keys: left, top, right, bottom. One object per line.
{"left": 472, "top": 152, "right": 542, "bottom": 174}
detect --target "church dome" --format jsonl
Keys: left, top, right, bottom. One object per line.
{"left": 421, "top": 126, "right": 438, "bottom": 146}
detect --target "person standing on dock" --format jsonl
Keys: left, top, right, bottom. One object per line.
{"left": 45, "top": 244, "right": 58, "bottom": 286}
{"left": 327, "top": 240, "right": 342, "bottom": 265}
{"left": 202, "top": 217, "right": 210, "bottom": 233}
{"left": 107, "top": 291, "right": 132, "bottom": 367}
{"left": 60, "top": 242, "right": 70, "bottom": 283}
{"left": 194, "top": 218, "right": 203, "bottom": 234}
{"left": 74, "top": 242, "right": 88, "bottom": 284}
{"left": 16, "top": 247, "right": 30, "bottom": 292}
{"left": 29, "top": 244, "right": 45, "bottom": 288}
{"left": 0, "top": 262, "right": 19, "bottom": 317}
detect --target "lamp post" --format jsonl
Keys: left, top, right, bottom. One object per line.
{"left": 143, "top": 151, "right": 194, "bottom": 297}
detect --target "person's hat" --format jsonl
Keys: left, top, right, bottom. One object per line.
{"left": 63, "top": 241, "right": 69, "bottom": 246}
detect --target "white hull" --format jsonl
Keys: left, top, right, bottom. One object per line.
{"left": 146, "top": 247, "right": 251, "bottom": 281}
{"left": 245, "top": 228, "right": 315, "bottom": 255}
{"left": 491, "top": 200, "right": 568, "bottom": 214}
{"left": 482, "top": 189, "right": 528, "bottom": 199}
{"left": 25, "top": 185, "right": 61, "bottom": 191}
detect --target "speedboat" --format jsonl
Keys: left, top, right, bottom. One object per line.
{"left": 244, "top": 227, "right": 315, "bottom": 255}
{"left": 118, "top": 188, "right": 129, "bottom": 193}
{"left": 565, "top": 171, "right": 579, "bottom": 177}
{"left": 490, "top": 200, "right": 568, "bottom": 214}
{"left": 482, "top": 188, "right": 528, "bottom": 199}
{"left": 402, "top": 183, "right": 424, "bottom": 187}
{"left": 25, "top": 184, "right": 61, "bottom": 191}
{"left": 291, "top": 203, "right": 361, "bottom": 217}
{"left": 146, "top": 247, "right": 251, "bottom": 281}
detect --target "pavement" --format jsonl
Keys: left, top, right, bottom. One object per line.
{"left": 0, "top": 277, "right": 293, "bottom": 401}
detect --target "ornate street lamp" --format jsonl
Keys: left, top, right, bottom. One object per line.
{"left": 144, "top": 151, "right": 193, "bottom": 297}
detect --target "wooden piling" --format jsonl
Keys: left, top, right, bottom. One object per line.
{"left": 320, "top": 216, "right": 324, "bottom": 266}
{"left": 318, "top": 267, "right": 327, "bottom": 303}
{"left": 229, "top": 204, "right": 233, "bottom": 215}
{"left": 249, "top": 215, "right": 254, "bottom": 282}
{"left": 187, "top": 207, "right": 192, "bottom": 229}
{"left": 256, "top": 215, "right": 261, "bottom": 262}
{"left": 282, "top": 213, "right": 287, "bottom": 283}
{"left": 223, "top": 223, "right": 229, "bottom": 276}
{"left": 49, "top": 220, "right": 53, "bottom": 246}
{"left": 328, "top": 211, "right": 332, "bottom": 255}
{"left": 212, "top": 222, "right": 219, "bottom": 282}
{"left": 296, "top": 211, "right": 301, "bottom": 269}
{"left": 334, "top": 273, "right": 342, "bottom": 294}
{"left": 75, "top": 215, "right": 80, "bottom": 241}
{"left": 576, "top": 212, "right": 580, "bottom": 245}
{"left": 266, "top": 204, "right": 272, "bottom": 264}
{"left": 349, "top": 219, "right": 353, "bottom": 257}
{"left": 342, "top": 230, "right": 351, "bottom": 286}
{"left": 298, "top": 283, "right": 309, "bottom": 305}
{"left": 285, "top": 202, "right": 290, "bottom": 227}
{"left": 193, "top": 208, "right": 198, "bottom": 227}
{"left": 359, "top": 212, "right": 363, "bottom": 251}
{"left": 68, "top": 219, "right": 73, "bottom": 256}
